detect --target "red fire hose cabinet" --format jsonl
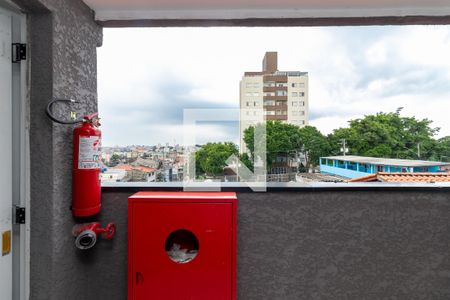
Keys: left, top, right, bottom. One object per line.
{"left": 128, "top": 192, "right": 237, "bottom": 300}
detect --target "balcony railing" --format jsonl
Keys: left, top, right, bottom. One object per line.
{"left": 263, "top": 95, "right": 288, "bottom": 101}
{"left": 263, "top": 86, "right": 287, "bottom": 93}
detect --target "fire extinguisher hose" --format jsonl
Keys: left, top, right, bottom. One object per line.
{"left": 45, "top": 98, "right": 84, "bottom": 124}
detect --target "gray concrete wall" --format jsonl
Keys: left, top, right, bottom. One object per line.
{"left": 27, "top": 186, "right": 450, "bottom": 299}
{"left": 95, "top": 189, "right": 450, "bottom": 300}
{"left": 8, "top": 1, "right": 450, "bottom": 298}
{"left": 11, "top": 0, "right": 101, "bottom": 299}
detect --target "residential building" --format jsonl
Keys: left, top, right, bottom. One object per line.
{"left": 239, "top": 51, "right": 309, "bottom": 152}
{"left": 320, "top": 155, "right": 450, "bottom": 179}
{"left": 100, "top": 169, "right": 127, "bottom": 182}
{"left": 112, "top": 164, "right": 157, "bottom": 182}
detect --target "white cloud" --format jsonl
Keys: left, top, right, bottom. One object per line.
{"left": 98, "top": 26, "right": 450, "bottom": 146}
{"left": 366, "top": 41, "right": 387, "bottom": 66}
{"left": 102, "top": 122, "right": 239, "bottom": 147}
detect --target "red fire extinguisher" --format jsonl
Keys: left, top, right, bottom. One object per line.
{"left": 72, "top": 113, "right": 102, "bottom": 217}
{"left": 46, "top": 99, "right": 102, "bottom": 217}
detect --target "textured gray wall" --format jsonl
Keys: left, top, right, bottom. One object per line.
{"left": 97, "top": 189, "right": 450, "bottom": 300}
{"left": 9, "top": 1, "right": 450, "bottom": 299}
{"left": 11, "top": 0, "right": 102, "bottom": 299}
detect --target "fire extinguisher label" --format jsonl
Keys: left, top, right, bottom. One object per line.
{"left": 79, "top": 136, "right": 101, "bottom": 169}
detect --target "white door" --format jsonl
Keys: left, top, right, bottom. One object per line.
{"left": 0, "top": 7, "right": 13, "bottom": 300}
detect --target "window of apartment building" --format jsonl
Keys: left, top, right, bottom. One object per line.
{"left": 299, "top": 92, "right": 305, "bottom": 97}
{"left": 254, "top": 101, "right": 258, "bottom": 106}
{"left": 277, "top": 83, "right": 288, "bottom": 87}
{"left": 264, "top": 100, "right": 275, "bottom": 106}
{"left": 292, "top": 111, "right": 299, "bottom": 116}
{"left": 276, "top": 90, "right": 287, "bottom": 96}
{"left": 291, "top": 83, "right": 306, "bottom": 88}
{"left": 299, "top": 111, "right": 305, "bottom": 116}
{"left": 299, "top": 83, "right": 305, "bottom": 88}
{"left": 299, "top": 101, "right": 305, "bottom": 106}
{"left": 264, "top": 81, "right": 275, "bottom": 87}
{"left": 264, "top": 92, "right": 275, "bottom": 96}
{"left": 246, "top": 82, "right": 260, "bottom": 88}
{"left": 292, "top": 101, "right": 298, "bottom": 106}
{"left": 292, "top": 92, "right": 298, "bottom": 97}
{"left": 253, "top": 92, "right": 259, "bottom": 96}
{"left": 264, "top": 111, "right": 276, "bottom": 116}
{"left": 246, "top": 101, "right": 250, "bottom": 106}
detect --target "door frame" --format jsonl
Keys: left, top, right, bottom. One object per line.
{"left": 0, "top": 1, "right": 29, "bottom": 299}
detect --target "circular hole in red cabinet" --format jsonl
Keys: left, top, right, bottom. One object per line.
{"left": 165, "top": 229, "right": 199, "bottom": 264}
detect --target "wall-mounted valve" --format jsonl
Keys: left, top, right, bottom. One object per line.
{"left": 72, "top": 222, "right": 116, "bottom": 250}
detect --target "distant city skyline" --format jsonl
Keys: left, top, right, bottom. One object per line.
{"left": 98, "top": 26, "right": 450, "bottom": 147}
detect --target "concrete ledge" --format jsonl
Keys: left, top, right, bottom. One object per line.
{"left": 100, "top": 15, "right": 450, "bottom": 27}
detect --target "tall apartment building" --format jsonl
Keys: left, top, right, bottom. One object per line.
{"left": 240, "top": 52, "right": 309, "bottom": 152}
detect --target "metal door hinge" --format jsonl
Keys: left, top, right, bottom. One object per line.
{"left": 12, "top": 43, "right": 26, "bottom": 63}
{"left": 14, "top": 206, "right": 25, "bottom": 224}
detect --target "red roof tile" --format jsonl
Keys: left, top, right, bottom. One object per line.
{"left": 350, "top": 172, "right": 450, "bottom": 183}
{"left": 113, "top": 164, "right": 133, "bottom": 171}
{"left": 348, "top": 174, "right": 378, "bottom": 182}
{"left": 134, "top": 166, "right": 156, "bottom": 173}
{"left": 113, "top": 164, "right": 156, "bottom": 173}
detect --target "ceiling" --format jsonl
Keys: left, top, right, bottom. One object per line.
{"left": 82, "top": 0, "right": 450, "bottom": 22}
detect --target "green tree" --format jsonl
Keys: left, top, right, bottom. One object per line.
{"left": 156, "top": 172, "right": 165, "bottom": 182}
{"left": 298, "top": 126, "right": 331, "bottom": 169}
{"left": 436, "top": 136, "right": 450, "bottom": 161}
{"left": 239, "top": 152, "right": 254, "bottom": 172}
{"left": 329, "top": 109, "right": 440, "bottom": 160}
{"left": 109, "top": 153, "right": 121, "bottom": 167}
{"left": 243, "top": 121, "right": 303, "bottom": 170}
{"left": 243, "top": 110, "right": 447, "bottom": 175}
{"left": 195, "top": 142, "right": 239, "bottom": 177}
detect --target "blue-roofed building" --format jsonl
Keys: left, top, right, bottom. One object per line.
{"left": 319, "top": 155, "right": 450, "bottom": 179}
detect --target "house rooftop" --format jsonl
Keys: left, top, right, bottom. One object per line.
{"left": 322, "top": 155, "right": 450, "bottom": 167}
{"left": 349, "top": 172, "right": 450, "bottom": 183}
{"left": 113, "top": 164, "right": 156, "bottom": 173}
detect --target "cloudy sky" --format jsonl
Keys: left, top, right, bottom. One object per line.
{"left": 98, "top": 26, "right": 450, "bottom": 147}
